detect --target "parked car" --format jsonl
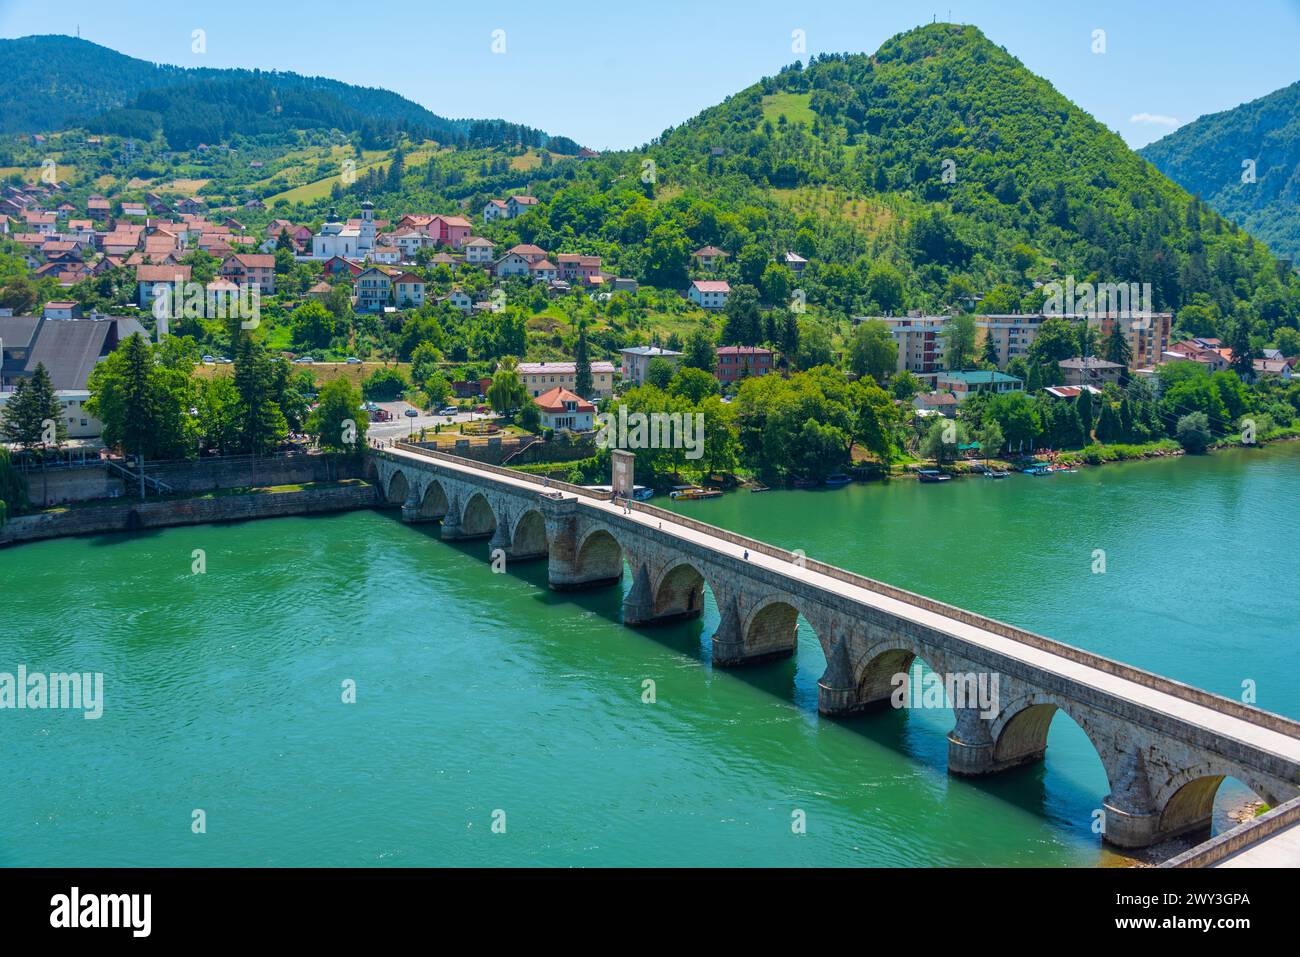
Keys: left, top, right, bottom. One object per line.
{"left": 294, "top": 356, "right": 315, "bottom": 364}
{"left": 201, "top": 355, "right": 215, "bottom": 364}
{"left": 437, "top": 407, "right": 458, "bottom": 416}
{"left": 345, "top": 357, "right": 362, "bottom": 364}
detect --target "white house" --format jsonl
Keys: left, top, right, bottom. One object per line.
{"left": 482, "top": 199, "right": 509, "bottom": 222}
{"left": 534, "top": 386, "right": 595, "bottom": 431}
{"left": 392, "top": 272, "right": 426, "bottom": 308}
{"left": 449, "top": 288, "right": 473, "bottom": 312}
{"left": 495, "top": 252, "right": 533, "bottom": 278}
{"left": 463, "top": 237, "right": 495, "bottom": 264}
{"left": 688, "top": 279, "right": 730, "bottom": 310}
{"left": 505, "top": 195, "right": 539, "bottom": 218}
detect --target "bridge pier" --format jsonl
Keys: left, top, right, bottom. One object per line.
{"left": 621, "top": 563, "right": 656, "bottom": 625}
{"left": 439, "top": 493, "right": 464, "bottom": 540}
{"left": 488, "top": 519, "right": 512, "bottom": 556}
{"left": 400, "top": 491, "right": 433, "bottom": 524}
{"left": 946, "top": 706, "right": 1006, "bottom": 775}
{"left": 546, "top": 499, "right": 622, "bottom": 590}
{"left": 816, "top": 638, "right": 882, "bottom": 714}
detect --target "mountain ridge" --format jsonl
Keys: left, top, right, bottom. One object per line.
{"left": 0, "top": 34, "right": 574, "bottom": 151}
{"left": 1139, "top": 79, "right": 1300, "bottom": 260}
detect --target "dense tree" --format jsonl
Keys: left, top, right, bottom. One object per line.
{"left": 683, "top": 327, "right": 716, "bottom": 373}
{"left": 942, "top": 313, "right": 978, "bottom": 370}
{"left": 920, "top": 417, "right": 968, "bottom": 465}
{"left": 232, "top": 334, "right": 288, "bottom": 455}
{"left": 0, "top": 447, "right": 27, "bottom": 525}
{"left": 487, "top": 367, "right": 528, "bottom": 416}
{"left": 86, "top": 334, "right": 196, "bottom": 459}
{"left": 645, "top": 357, "right": 677, "bottom": 391}
{"left": 308, "top": 377, "right": 368, "bottom": 453}
{"left": 668, "top": 367, "right": 720, "bottom": 404}
{"left": 720, "top": 285, "right": 762, "bottom": 346}
{"left": 290, "top": 300, "right": 337, "bottom": 350}
{"left": 847, "top": 319, "right": 898, "bottom": 382}
{"left": 1176, "top": 411, "right": 1212, "bottom": 453}
{"left": 574, "top": 321, "right": 593, "bottom": 398}
{"left": 0, "top": 364, "right": 64, "bottom": 452}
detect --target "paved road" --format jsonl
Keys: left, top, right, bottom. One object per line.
{"left": 367, "top": 403, "right": 495, "bottom": 441}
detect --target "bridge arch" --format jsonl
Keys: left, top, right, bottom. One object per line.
{"left": 573, "top": 526, "right": 627, "bottom": 586}
{"left": 990, "top": 692, "right": 1111, "bottom": 776}
{"left": 417, "top": 479, "right": 450, "bottom": 519}
{"left": 460, "top": 491, "right": 498, "bottom": 538}
{"left": 649, "top": 559, "right": 717, "bottom": 622}
{"left": 1156, "top": 764, "right": 1276, "bottom": 840}
{"left": 739, "top": 597, "right": 807, "bottom": 662}
{"left": 509, "top": 508, "right": 549, "bottom": 559}
{"left": 386, "top": 469, "right": 410, "bottom": 505}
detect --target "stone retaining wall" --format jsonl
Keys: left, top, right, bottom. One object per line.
{"left": 0, "top": 483, "right": 379, "bottom": 547}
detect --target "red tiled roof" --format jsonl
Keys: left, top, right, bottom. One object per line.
{"left": 533, "top": 386, "right": 595, "bottom": 413}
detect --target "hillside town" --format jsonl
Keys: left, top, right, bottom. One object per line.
{"left": 3, "top": 172, "right": 1297, "bottom": 479}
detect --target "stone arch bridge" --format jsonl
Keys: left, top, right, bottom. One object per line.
{"left": 372, "top": 443, "right": 1300, "bottom": 850}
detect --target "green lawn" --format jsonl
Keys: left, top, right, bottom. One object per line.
{"left": 760, "top": 92, "right": 815, "bottom": 128}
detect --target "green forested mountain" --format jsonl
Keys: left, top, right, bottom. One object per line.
{"left": 0, "top": 35, "right": 568, "bottom": 150}
{"left": 464, "top": 23, "right": 1296, "bottom": 340}
{"left": 1139, "top": 80, "right": 1300, "bottom": 261}
{"left": 0, "top": 35, "right": 184, "bottom": 133}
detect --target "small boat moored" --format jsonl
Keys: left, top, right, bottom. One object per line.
{"left": 824, "top": 474, "right": 852, "bottom": 487}
{"left": 669, "top": 485, "right": 723, "bottom": 500}
{"left": 917, "top": 469, "right": 952, "bottom": 483}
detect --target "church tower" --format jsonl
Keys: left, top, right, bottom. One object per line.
{"left": 359, "top": 200, "right": 376, "bottom": 254}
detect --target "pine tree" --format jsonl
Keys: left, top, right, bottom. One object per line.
{"left": 0, "top": 446, "right": 27, "bottom": 525}
{"left": 1229, "top": 319, "right": 1256, "bottom": 380}
{"left": 980, "top": 330, "right": 1000, "bottom": 368}
{"left": 1104, "top": 322, "right": 1132, "bottom": 385}
{"left": 1, "top": 363, "right": 66, "bottom": 452}
{"left": 574, "top": 321, "right": 592, "bottom": 398}
{"left": 1077, "top": 388, "right": 1094, "bottom": 442}
{"left": 233, "top": 334, "right": 288, "bottom": 456}
{"left": 683, "top": 328, "right": 716, "bottom": 373}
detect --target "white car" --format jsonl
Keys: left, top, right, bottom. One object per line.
{"left": 345, "top": 357, "right": 362, "bottom": 364}
{"left": 294, "top": 356, "right": 315, "bottom": 364}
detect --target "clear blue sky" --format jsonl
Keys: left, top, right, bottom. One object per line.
{"left": 2, "top": 0, "right": 1297, "bottom": 150}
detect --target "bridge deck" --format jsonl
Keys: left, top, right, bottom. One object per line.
{"left": 385, "top": 445, "right": 1300, "bottom": 766}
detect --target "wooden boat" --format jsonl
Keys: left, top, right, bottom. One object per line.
{"left": 669, "top": 486, "right": 722, "bottom": 500}
{"left": 824, "top": 474, "right": 852, "bottom": 487}
{"left": 749, "top": 483, "right": 771, "bottom": 493}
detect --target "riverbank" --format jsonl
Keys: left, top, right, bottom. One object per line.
{"left": 0, "top": 479, "right": 379, "bottom": 547}
{"left": 880, "top": 429, "right": 1300, "bottom": 482}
